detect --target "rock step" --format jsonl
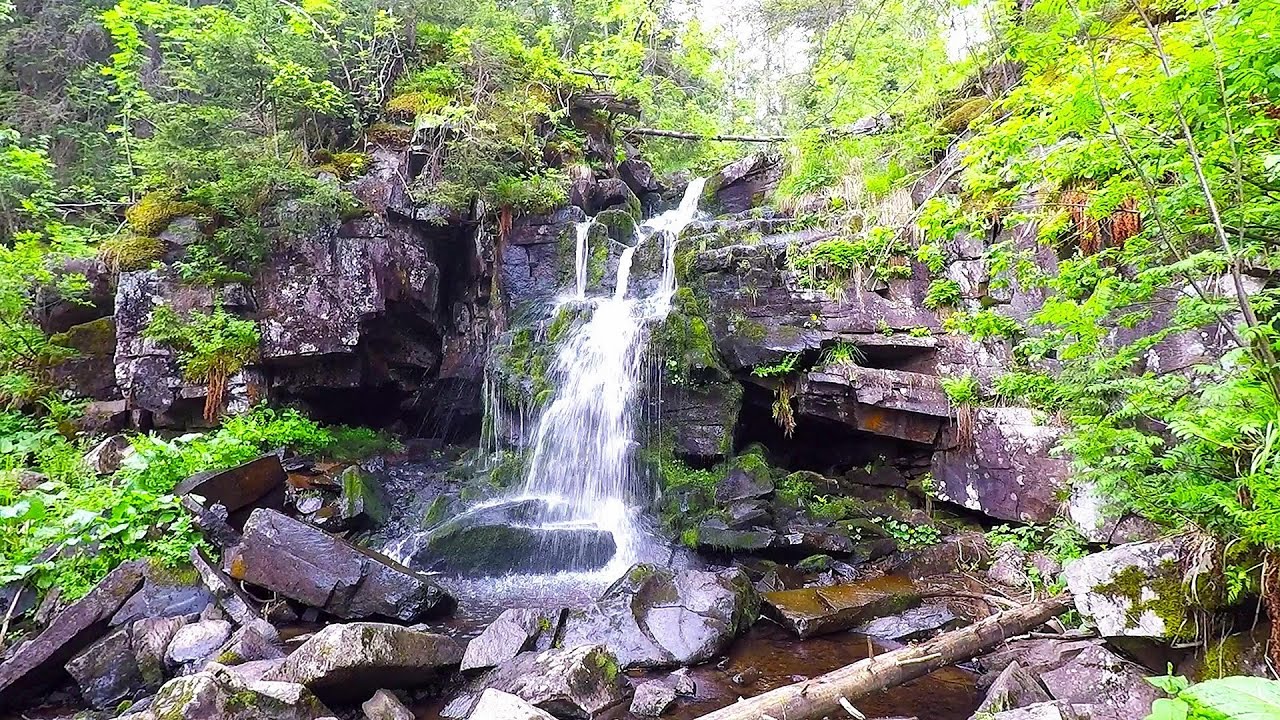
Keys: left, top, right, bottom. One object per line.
{"left": 763, "top": 576, "right": 920, "bottom": 638}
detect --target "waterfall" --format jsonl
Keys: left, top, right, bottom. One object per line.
{"left": 517, "top": 178, "right": 707, "bottom": 566}
{"left": 573, "top": 220, "right": 591, "bottom": 299}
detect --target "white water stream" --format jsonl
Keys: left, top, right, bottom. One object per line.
{"left": 515, "top": 178, "right": 707, "bottom": 570}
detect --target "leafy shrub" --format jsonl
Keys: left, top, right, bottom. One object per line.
{"left": 943, "top": 310, "right": 1022, "bottom": 341}
{"left": 1146, "top": 674, "right": 1280, "bottom": 720}
{"left": 923, "top": 278, "right": 962, "bottom": 310}
{"left": 941, "top": 374, "right": 980, "bottom": 406}
{"left": 144, "top": 305, "right": 260, "bottom": 421}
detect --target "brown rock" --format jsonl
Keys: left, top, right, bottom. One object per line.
{"left": 763, "top": 575, "right": 920, "bottom": 638}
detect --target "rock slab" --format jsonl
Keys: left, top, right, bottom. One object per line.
{"left": 764, "top": 575, "right": 920, "bottom": 638}
{"left": 1062, "top": 540, "right": 1188, "bottom": 639}
{"left": 444, "top": 645, "right": 629, "bottom": 719}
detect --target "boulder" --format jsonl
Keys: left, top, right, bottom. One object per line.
{"left": 339, "top": 466, "right": 388, "bottom": 527}
{"left": 973, "top": 661, "right": 1051, "bottom": 716}
{"left": 660, "top": 381, "right": 741, "bottom": 463}
{"left": 177, "top": 454, "right": 287, "bottom": 528}
{"left": 111, "top": 570, "right": 214, "bottom": 626}
{"left": 362, "top": 689, "right": 414, "bottom": 720}
{"left": 131, "top": 616, "right": 188, "bottom": 686}
{"left": 224, "top": 509, "right": 453, "bottom": 622}
{"left": 619, "top": 157, "right": 662, "bottom": 197}
{"left": 704, "top": 152, "right": 784, "bottom": 214}
{"left": 1177, "top": 625, "right": 1272, "bottom": 680}
{"left": 0, "top": 560, "right": 147, "bottom": 705}
{"left": 630, "top": 679, "right": 679, "bottom": 716}
{"left": 988, "top": 543, "right": 1031, "bottom": 588}
{"left": 770, "top": 524, "right": 857, "bottom": 559}
{"left": 84, "top": 434, "right": 133, "bottom": 475}
{"left": 890, "top": 531, "right": 990, "bottom": 579}
{"left": 931, "top": 407, "right": 1071, "bottom": 523}
{"left": 763, "top": 576, "right": 920, "bottom": 638}
{"left": 265, "top": 622, "right": 463, "bottom": 703}
{"left": 988, "top": 702, "right": 1083, "bottom": 720}
{"left": 1039, "top": 646, "right": 1162, "bottom": 720}
{"left": 65, "top": 626, "right": 146, "bottom": 709}
{"left": 1062, "top": 540, "right": 1191, "bottom": 639}
{"left": 422, "top": 524, "right": 616, "bottom": 576}
{"left": 216, "top": 619, "right": 286, "bottom": 665}
{"left": 500, "top": 206, "right": 586, "bottom": 309}
{"left": 855, "top": 604, "right": 962, "bottom": 641}
{"left": 190, "top": 547, "right": 261, "bottom": 625}
{"left": 715, "top": 466, "right": 774, "bottom": 503}
{"left": 467, "top": 688, "right": 557, "bottom": 720}
{"left": 131, "top": 664, "right": 332, "bottom": 720}
{"left": 443, "top": 645, "right": 630, "bottom": 719}
{"left": 559, "top": 564, "right": 760, "bottom": 668}
{"left": 461, "top": 608, "right": 563, "bottom": 672}
{"left": 165, "top": 619, "right": 233, "bottom": 668}
{"left": 695, "top": 520, "right": 775, "bottom": 552}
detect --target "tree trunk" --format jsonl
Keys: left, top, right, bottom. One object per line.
{"left": 694, "top": 593, "right": 1074, "bottom": 720}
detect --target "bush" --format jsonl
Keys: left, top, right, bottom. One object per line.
{"left": 99, "top": 235, "right": 166, "bottom": 272}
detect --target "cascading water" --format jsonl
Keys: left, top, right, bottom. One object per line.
{"left": 515, "top": 177, "right": 706, "bottom": 570}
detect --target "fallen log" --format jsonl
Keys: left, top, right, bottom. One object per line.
{"left": 624, "top": 127, "right": 788, "bottom": 144}
{"left": 694, "top": 593, "right": 1074, "bottom": 720}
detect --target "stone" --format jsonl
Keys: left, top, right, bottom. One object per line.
{"left": 988, "top": 543, "right": 1031, "bottom": 588}
{"left": 111, "top": 571, "right": 214, "bottom": 626}
{"left": 931, "top": 407, "right": 1071, "bottom": 523}
{"left": 595, "top": 178, "right": 642, "bottom": 219}
{"left": 501, "top": 206, "right": 587, "bottom": 308}
{"left": 1062, "top": 540, "right": 1191, "bottom": 639}
{"left": 443, "top": 645, "right": 630, "bottom": 719}
{"left": 362, "top": 689, "right": 415, "bottom": 720}
{"left": 976, "top": 638, "right": 1104, "bottom": 680}
{"left": 265, "top": 622, "right": 463, "bottom": 703}
{"left": 988, "top": 702, "right": 1081, "bottom": 720}
{"left": 1039, "top": 646, "right": 1162, "bottom": 720}
{"left": 224, "top": 508, "right": 453, "bottom": 622}
{"left": 131, "top": 616, "right": 187, "bottom": 686}
{"left": 891, "top": 531, "right": 990, "bottom": 579}
{"left": 704, "top": 152, "right": 784, "bottom": 213}
{"left": 770, "top": 524, "right": 856, "bottom": 559}
{"left": 340, "top": 466, "right": 388, "bottom": 527}
{"left": 217, "top": 619, "right": 285, "bottom": 665}
{"left": 1067, "top": 482, "right": 1161, "bottom": 545}
{"left": 226, "top": 658, "right": 287, "bottom": 683}
{"left": 670, "top": 668, "right": 695, "bottom": 696}
{"left": 619, "top": 157, "right": 662, "bottom": 196}
{"left": 973, "top": 661, "right": 1051, "bottom": 716}
{"left": 461, "top": 608, "right": 563, "bottom": 672}
{"left": 190, "top": 547, "right": 261, "bottom": 625}
{"left": 0, "top": 560, "right": 146, "bottom": 705}
{"left": 65, "top": 626, "right": 146, "bottom": 709}
{"left": 763, "top": 576, "right": 920, "bottom": 638}
{"left": 855, "top": 604, "right": 962, "bottom": 641}
{"left": 177, "top": 454, "right": 287, "bottom": 527}
{"left": 559, "top": 564, "right": 760, "bottom": 668}
{"left": 630, "top": 679, "right": 678, "bottom": 716}
{"left": 166, "top": 619, "right": 233, "bottom": 667}
{"left": 422, "top": 523, "right": 615, "bottom": 576}
{"left": 725, "top": 499, "right": 772, "bottom": 529}
{"left": 133, "top": 664, "right": 332, "bottom": 720}
{"left": 467, "top": 688, "right": 557, "bottom": 720}
{"left": 715, "top": 467, "right": 775, "bottom": 503}
{"left": 83, "top": 434, "right": 133, "bottom": 475}
{"left": 695, "top": 520, "right": 775, "bottom": 552}
{"left": 1177, "top": 625, "right": 1272, "bottom": 680}
{"left": 661, "top": 381, "right": 741, "bottom": 463}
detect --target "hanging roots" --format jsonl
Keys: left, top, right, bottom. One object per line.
{"left": 1062, "top": 189, "right": 1102, "bottom": 256}
{"left": 1264, "top": 553, "right": 1280, "bottom": 668}
{"left": 772, "top": 382, "right": 796, "bottom": 437}
{"left": 1110, "top": 196, "right": 1141, "bottom": 248}
{"left": 955, "top": 402, "right": 975, "bottom": 450}
{"left": 498, "top": 206, "right": 514, "bottom": 242}
{"left": 203, "top": 368, "right": 229, "bottom": 424}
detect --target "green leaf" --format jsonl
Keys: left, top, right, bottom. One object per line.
{"left": 1145, "top": 698, "right": 1189, "bottom": 720}
{"left": 1182, "top": 677, "right": 1280, "bottom": 719}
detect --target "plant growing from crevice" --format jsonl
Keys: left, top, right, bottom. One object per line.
{"left": 144, "top": 305, "right": 260, "bottom": 422}
{"left": 821, "top": 340, "right": 865, "bottom": 368}
{"left": 753, "top": 353, "right": 802, "bottom": 436}
{"left": 941, "top": 373, "right": 980, "bottom": 449}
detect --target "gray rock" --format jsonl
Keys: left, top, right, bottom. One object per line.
{"left": 84, "top": 434, "right": 133, "bottom": 475}
{"left": 630, "top": 679, "right": 678, "bottom": 716}
{"left": 931, "top": 407, "right": 1071, "bottom": 523}
{"left": 265, "top": 622, "right": 463, "bottom": 703}
{"left": 190, "top": 547, "right": 261, "bottom": 625}
{"left": 444, "top": 645, "right": 630, "bottom": 719}
{"left": 855, "top": 604, "right": 961, "bottom": 641}
{"left": 216, "top": 619, "right": 285, "bottom": 665}
{"left": 224, "top": 508, "right": 453, "bottom": 622}
{"left": 0, "top": 560, "right": 147, "bottom": 705}
{"left": 467, "top": 689, "right": 557, "bottom": 719}
{"left": 362, "top": 688, "right": 414, "bottom": 720}
{"left": 973, "top": 661, "right": 1051, "bottom": 716}
{"left": 890, "top": 532, "right": 990, "bottom": 579}
{"left": 177, "top": 454, "right": 287, "bottom": 526}
{"left": 131, "top": 616, "right": 188, "bottom": 687}
{"left": 1039, "top": 646, "right": 1163, "bottom": 720}
{"left": 1062, "top": 540, "right": 1189, "bottom": 639}
{"left": 461, "top": 608, "right": 562, "bottom": 672}
{"left": 715, "top": 467, "right": 774, "bottom": 503}
{"left": 695, "top": 520, "right": 775, "bottom": 552}
{"left": 559, "top": 564, "right": 759, "bottom": 668}
{"left": 111, "top": 573, "right": 213, "bottom": 626}
{"left": 989, "top": 702, "right": 1081, "bottom": 720}
{"left": 65, "top": 627, "right": 145, "bottom": 709}
{"left": 988, "top": 543, "right": 1031, "bottom": 588}
{"left": 132, "top": 664, "right": 332, "bottom": 720}
{"left": 226, "top": 657, "right": 287, "bottom": 683}
{"left": 704, "top": 152, "right": 784, "bottom": 214}
{"left": 165, "top": 619, "right": 232, "bottom": 668}
{"left": 671, "top": 668, "right": 695, "bottom": 696}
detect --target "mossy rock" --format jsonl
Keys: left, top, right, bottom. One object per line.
{"left": 126, "top": 192, "right": 201, "bottom": 236}
{"left": 367, "top": 123, "right": 414, "bottom": 147}
{"left": 312, "top": 150, "right": 369, "bottom": 180}
{"left": 99, "top": 235, "right": 166, "bottom": 272}
{"left": 939, "top": 98, "right": 990, "bottom": 133}
{"left": 50, "top": 316, "right": 116, "bottom": 357}
{"left": 594, "top": 208, "right": 637, "bottom": 243}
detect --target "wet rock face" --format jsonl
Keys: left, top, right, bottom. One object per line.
{"left": 558, "top": 564, "right": 761, "bottom": 669}
{"left": 500, "top": 206, "right": 586, "bottom": 310}
{"left": 931, "top": 407, "right": 1071, "bottom": 523}
{"left": 443, "top": 645, "right": 630, "bottom": 719}
{"left": 0, "top": 560, "right": 147, "bottom": 705}
{"left": 661, "top": 382, "right": 741, "bottom": 463}
{"left": 762, "top": 575, "right": 920, "bottom": 638}
{"left": 266, "top": 622, "right": 463, "bottom": 703}
{"left": 703, "top": 152, "right": 784, "bottom": 214}
{"left": 64, "top": 626, "right": 147, "bottom": 709}
{"left": 224, "top": 508, "right": 454, "bottom": 622}
{"left": 461, "top": 608, "right": 563, "bottom": 672}
{"left": 1062, "top": 539, "right": 1190, "bottom": 640}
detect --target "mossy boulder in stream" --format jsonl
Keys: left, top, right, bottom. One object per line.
{"left": 1062, "top": 539, "right": 1197, "bottom": 640}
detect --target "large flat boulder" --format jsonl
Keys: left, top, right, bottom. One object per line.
{"left": 265, "top": 622, "right": 462, "bottom": 703}
{"left": 1039, "top": 645, "right": 1162, "bottom": 720}
{"left": 177, "top": 454, "right": 287, "bottom": 528}
{"left": 0, "top": 560, "right": 147, "bottom": 705}
{"left": 763, "top": 575, "right": 920, "bottom": 638}
{"left": 558, "top": 564, "right": 759, "bottom": 669}
{"left": 64, "top": 626, "right": 147, "bottom": 709}
{"left": 443, "top": 645, "right": 630, "bottom": 719}
{"left": 468, "top": 689, "right": 557, "bottom": 719}
{"left": 1062, "top": 540, "right": 1192, "bottom": 640}
{"left": 931, "top": 407, "right": 1071, "bottom": 523}
{"left": 461, "top": 608, "right": 562, "bottom": 672}
{"left": 224, "top": 509, "right": 453, "bottom": 622}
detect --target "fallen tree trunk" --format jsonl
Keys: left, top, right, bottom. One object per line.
{"left": 624, "top": 127, "right": 787, "bottom": 143}
{"left": 695, "top": 593, "right": 1074, "bottom": 720}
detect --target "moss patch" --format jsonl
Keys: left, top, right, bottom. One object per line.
{"left": 126, "top": 191, "right": 201, "bottom": 236}
{"left": 49, "top": 316, "right": 116, "bottom": 357}
{"left": 99, "top": 235, "right": 166, "bottom": 272}
{"left": 1093, "top": 561, "right": 1195, "bottom": 640}
{"left": 939, "top": 98, "right": 990, "bottom": 133}
{"left": 595, "top": 207, "right": 637, "bottom": 243}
